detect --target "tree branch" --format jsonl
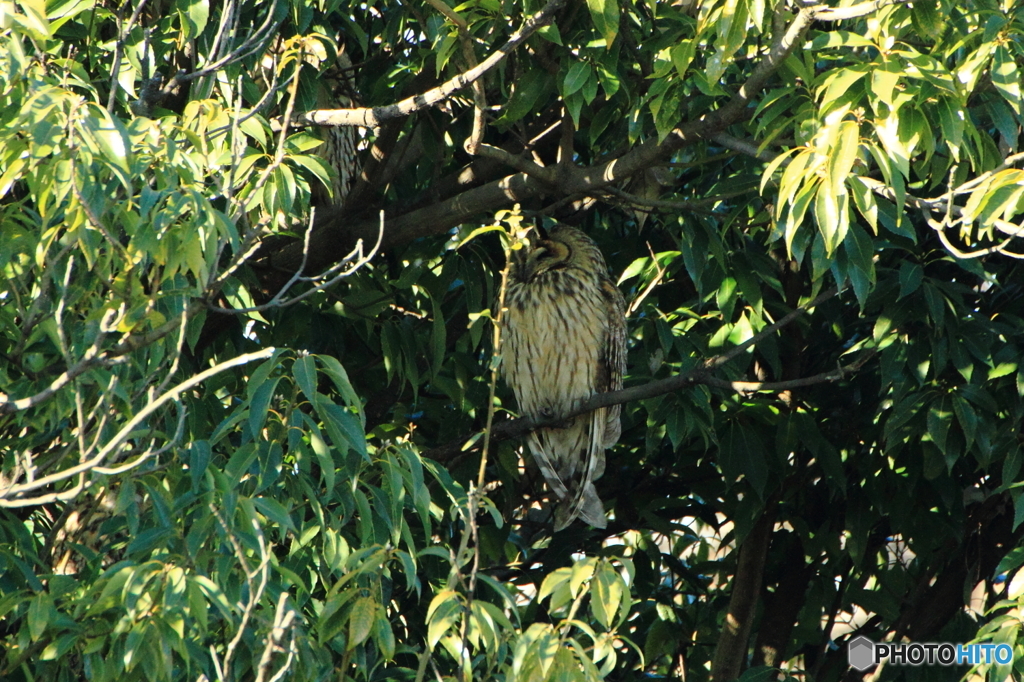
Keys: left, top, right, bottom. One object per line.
{"left": 712, "top": 502, "right": 778, "bottom": 682}
{"left": 423, "top": 287, "right": 855, "bottom": 464}
{"left": 291, "top": 0, "right": 564, "bottom": 128}
{"left": 603, "top": 185, "right": 757, "bottom": 212}
{"left": 0, "top": 348, "right": 277, "bottom": 506}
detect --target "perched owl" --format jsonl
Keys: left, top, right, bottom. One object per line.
{"left": 502, "top": 225, "right": 627, "bottom": 530}
{"left": 312, "top": 48, "right": 361, "bottom": 207}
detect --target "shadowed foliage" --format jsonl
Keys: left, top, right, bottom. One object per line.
{"left": 2, "top": 0, "right": 1024, "bottom": 680}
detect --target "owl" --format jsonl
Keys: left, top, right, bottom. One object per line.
{"left": 501, "top": 225, "right": 627, "bottom": 530}
{"left": 312, "top": 47, "right": 361, "bottom": 207}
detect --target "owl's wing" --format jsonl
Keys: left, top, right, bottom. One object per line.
{"left": 599, "top": 280, "right": 628, "bottom": 448}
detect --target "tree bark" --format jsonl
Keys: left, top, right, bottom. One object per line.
{"left": 712, "top": 503, "right": 778, "bottom": 681}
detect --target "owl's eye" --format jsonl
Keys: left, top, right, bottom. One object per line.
{"left": 535, "top": 241, "right": 569, "bottom": 263}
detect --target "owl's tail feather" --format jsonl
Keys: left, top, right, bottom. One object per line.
{"left": 553, "top": 409, "right": 608, "bottom": 531}
{"left": 528, "top": 410, "right": 609, "bottom": 530}
{"left": 527, "top": 432, "right": 570, "bottom": 499}
{"left": 554, "top": 482, "right": 607, "bottom": 531}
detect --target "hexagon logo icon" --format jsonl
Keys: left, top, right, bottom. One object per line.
{"left": 848, "top": 636, "right": 876, "bottom": 671}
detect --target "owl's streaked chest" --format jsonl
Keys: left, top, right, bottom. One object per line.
{"left": 502, "top": 269, "right": 608, "bottom": 416}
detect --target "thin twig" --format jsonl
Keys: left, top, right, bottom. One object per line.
{"left": 626, "top": 242, "right": 666, "bottom": 317}
{"left": 424, "top": 0, "right": 488, "bottom": 153}
{"left": 207, "top": 211, "right": 385, "bottom": 314}
{"left": 603, "top": 185, "right": 757, "bottom": 212}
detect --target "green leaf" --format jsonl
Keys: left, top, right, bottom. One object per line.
{"left": 671, "top": 40, "right": 695, "bottom": 78}
{"left": 498, "top": 69, "right": 552, "bottom": 125}
{"left": 996, "top": 545, "right": 1024, "bottom": 577}
{"left": 843, "top": 223, "right": 874, "bottom": 282}
{"left": 429, "top": 296, "right": 446, "bottom": 379}
{"left": 80, "top": 109, "right": 130, "bottom": 176}
{"left": 225, "top": 443, "right": 258, "bottom": 487}
{"left": 592, "top": 563, "right": 623, "bottom": 629}
{"left": 935, "top": 96, "right": 964, "bottom": 158}
{"left": 927, "top": 397, "right": 952, "bottom": 455}
{"left": 990, "top": 45, "right": 1021, "bottom": 115}
{"left": 814, "top": 180, "right": 846, "bottom": 254}
{"left": 176, "top": 0, "right": 209, "bottom": 38}
{"left": 870, "top": 66, "right": 900, "bottom": 109}
{"left": 539, "top": 567, "right": 572, "bottom": 602}
{"left": 988, "top": 362, "right": 1017, "bottom": 380}
{"left": 190, "top": 440, "right": 212, "bottom": 490}
{"left": 290, "top": 153, "right": 332, "bottom": 190}
{"left": 248, "top": 375, "right": 281, "bottom": 438}
{"left": 952, "top": 393, "right": 977, "bottom": 452}
{"left": 922, "top": 282, "right": 945, "bottom": 328}
{"left": 897, "top": 261, "right": 923, "bottom": 299}
{"left": 586, "top": 0, "right": 619, "bottom": 48}
{"left": 426, "top": 590, "right": 462, "bottom": 649}
{"left": 293, "top": 354, "right": 317, "bottom": 402}
{"left": 808, "top": 30, "right": 873, "bottom": 50}
{"left": 253, "top": 497, "right": 296, "bottom": 532}
{"left": 537, "top": 23, "right": 562, "bottom": 45}
{"left": 720, "top": 422, "right": 769, "bottom": 498}
{"left": 819, "top": 66, "right": 868, "bottom": 107}
{"left": 28, "top": 592, "right": 52, "bottom": 641}
{"left": 316, "top": 395, "right": 368, "bottom": 460}
{"left": 316, "top": 354, "right": 365, "bottom": 426}
{"left": 13, "top": 0, "right": 51, "bottom": 39}
{"left": 348, "top": 596, "right": 376, "bottom": 649}
{"left": 374, "top": 609, "right": 396, "bottom": 659}
{"left": 563, "top": 61, "right": 591, "bottom": 97}
{"left": 830, "top": 120, "right": 860, "bottom": 196}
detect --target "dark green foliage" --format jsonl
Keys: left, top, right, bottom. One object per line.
{"left": 2, "top": 0, "right": 1024, "bottom": 680}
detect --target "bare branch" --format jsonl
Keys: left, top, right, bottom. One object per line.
{"left": 210, "top": 510, "right": 273, "bottom": 682}
{"left": 472, "top": 144, "right": 556, "bottom": 183}
{"left": 423, "top": 0, "right": 488, "bottom": 153}
{"left": 132, "top": 0, "right": 283, "bottom": 116}
{"left": 626, "top": 242, "right": 667, "bottom": 317}
{"left": 107, "top": 0, "right": 151, "bottom": 113}
{"left": 255, "top": 592, "right": 298, "bottom": 682}
{"left": 711, "top": 132, "right": 775, "bottom": 161}
{"left": 209, "top": 211, "right": 385, "bottom": 314}
{"left": 292, "top": 0, "right": 565, "bottom": 128}
{"left": 712, "top": 504, "right": 778, "bottom": 681}
{"left": 814, "top": 0, "right": 912, "bottom": 22}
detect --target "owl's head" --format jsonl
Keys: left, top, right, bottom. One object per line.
{"left": 514, "top": 224, "right": 606, "bottom": 283}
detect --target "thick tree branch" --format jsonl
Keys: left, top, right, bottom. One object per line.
{"left": 267, "top": 1, "right": 833, "bottom": 275}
